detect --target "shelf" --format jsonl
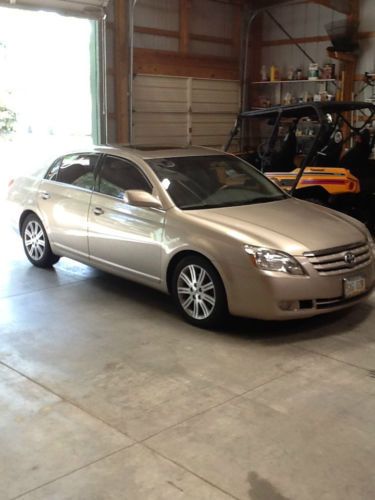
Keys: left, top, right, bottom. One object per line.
{"left": 251, "top": 79, "right": 336, "bottom": 85}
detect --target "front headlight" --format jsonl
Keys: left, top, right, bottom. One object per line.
{"left": 244, "top": 245, "right": 305, "bottom": 275}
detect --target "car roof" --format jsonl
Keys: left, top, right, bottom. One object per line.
{"left": 89, "top": 144, "right": 225, "bottom": 160}
{"left": 239, "top": 101, "right": 375, "bottom": 120}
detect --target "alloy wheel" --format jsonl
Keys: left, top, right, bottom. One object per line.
{"left": 24, "top": 220, "right": 46, "bottom": 261}
{"left": 177, "top": 264, "right": 216, "bottom": 320}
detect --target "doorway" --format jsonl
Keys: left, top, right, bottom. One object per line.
{"left": 0, "top": 6, "right": 99, "bottom": 199}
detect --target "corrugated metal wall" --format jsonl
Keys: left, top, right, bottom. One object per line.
{"left": 133, "top": 75, "right": 189, "bottom": 146}
{"left": 189, "top": 0, "right": 233, "bottom": 58}
{"left": 261, "top": 3, "right": 346, "bottom": 78}
{"left": 134, "top": 0, "right": 180, "bottom": 52}
{"left": 191, "top": 79, "right": 240, "bottom": 146}
{"left": 260, "top": 0, "right": 375, "bottom": 102}
{"left": 133, "top": 74, "right": 240, "bottom": 148}
{"left": 133, "top": 0, "right": 235, "bottom": 57}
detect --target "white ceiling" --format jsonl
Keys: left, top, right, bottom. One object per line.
{"left": 0, "top": 0, "right": 108, "bottom": 18}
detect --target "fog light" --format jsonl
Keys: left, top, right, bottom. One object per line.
{"left": 279, "top": 300, "right": 300, "bottom": 311}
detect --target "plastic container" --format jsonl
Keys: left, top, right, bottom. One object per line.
{"left": 308, "top": 63, "right": 319, "bottom": 80}
{"left": 270, "top": 65, "right": 279, "bottom": 82}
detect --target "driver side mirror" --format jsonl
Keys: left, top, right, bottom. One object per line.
{"left": 124, "top": 190, "right": 163, "bottom": 210}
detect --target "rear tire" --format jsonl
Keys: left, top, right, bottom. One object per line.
{"left": 171, "top": 255, "right": 228, "bottom": 328}
{"left": 21, "top": 214, "right": 60, "bottom": 268}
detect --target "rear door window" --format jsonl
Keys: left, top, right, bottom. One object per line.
{"left": 97, "top": 156, "right": 152, "bottom": 199}
{"left": 45, "top": 153, "right": 99, "bottom": 190}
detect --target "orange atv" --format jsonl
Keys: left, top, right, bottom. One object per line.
{"left": 225, "top": 101, "right": 375, "bottom": 232}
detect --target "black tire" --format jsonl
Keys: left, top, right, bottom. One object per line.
{"left": 171, "top": 255, "right": 228, "bottom": 328}
{"left": 21, "top": 214, "right": 60, "bottom": 268}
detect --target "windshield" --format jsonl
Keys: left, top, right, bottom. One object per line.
{"left": 147, "top": 155, "right": 287, "bottom": 209}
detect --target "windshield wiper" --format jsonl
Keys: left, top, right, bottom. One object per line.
{"left": 179, "top": 203, "right": 223, "bottom": 210}
{"left": 179, "top": 195, "right": 286, "bottom": 210}
{"left": 247, "top": 195, "right": 287, "bottom": 204}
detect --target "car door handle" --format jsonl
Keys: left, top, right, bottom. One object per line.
{"left": 93, "top": 207, "right": 104, "bottom": 216}
{"left": 40, "top": 191, "right": 50, "bottom": 200}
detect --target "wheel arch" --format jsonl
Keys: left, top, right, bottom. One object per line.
{"left": 19, "top": 209, "right": 39, "bottom": 234}
{"left": 166, "top": 250, "right": 227, "bottom": 296}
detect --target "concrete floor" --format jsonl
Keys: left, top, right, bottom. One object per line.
{"left": 1, "top": 214, "right": 375, "bottom": 500}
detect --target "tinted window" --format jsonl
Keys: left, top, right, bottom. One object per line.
{"left": 147, "top": 155, "right": 286, "bottom": 209}
{"left": 45, "top": 159, "right": 61, "bottom": 181}
{"left": 57, "top": 154, "right": 99, "bottom": 189}
{"left": 98, "top": 156, "right": 152, "bottom": 199}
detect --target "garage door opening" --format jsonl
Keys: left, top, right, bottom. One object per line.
{"left": 0, "top": 6, "right": 99, "bottom": 198}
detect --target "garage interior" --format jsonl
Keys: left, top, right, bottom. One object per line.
{"left": 1, "top": 0, "right": 375, "bottom": 499}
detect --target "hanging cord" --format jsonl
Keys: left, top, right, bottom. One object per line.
{"left": 265, "top": 9, "right": 316, "bottom": 65}
{"left": 265, "top": 9, "right": 338, "bottom": 89}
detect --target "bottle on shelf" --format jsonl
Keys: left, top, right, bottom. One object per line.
{"left": 283, "top": 92, "right": 293, "bottom": 105}
{"left": 270, "top": 64, "right": 280, "bottom": 82}
{"left": 260, "top": 65, "right": 268, "bottom": 81}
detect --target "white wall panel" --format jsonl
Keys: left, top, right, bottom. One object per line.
{"left": 191, "top": 79, "right": 239, "bottom": 147}
{"left": 133, "top": 75, "right": 189, "bottom": 146}
{"left": 133, "top": 75, "right": 240, "bottom": 148}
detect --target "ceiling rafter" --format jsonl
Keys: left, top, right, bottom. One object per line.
{"left": 310, "top": 0, "right": 352, "bottom": 15}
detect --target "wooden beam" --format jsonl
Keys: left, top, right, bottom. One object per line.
{"left": 192, "top": 33, "right": 232, "bottom": 45}
{"left": 358, "top": 31, "right": 375, "bottom": 40}
{"left": 251, "top": 0, "right": 292, "bottom": 8}
{"left": 134, "top": 48, "right": 238, "bottom": 80}
{"left": 261, "top": 30, "right": 374, "bottom": 48}
{"left": 134, "top": 26, "right": 177, "bottom": 39}
{"left": 326, "top": 0, "right": 359, "bottom": 104}
{"left": 134, "top": 25, "right": 232, "bottom": 45}
{"left": 348, "top": 0, "right": 359, "bottom": 25}
{"left": 114, "top": 0, "right": 129, "bottom": 143}
{"left": 262, "top": 35, "right": 330, "bottom": 47}
{"left": 247, "top": 12, "right": 263, "bottom": 107}
{"left": 179, "top": 0, "right": 190, "bottom": 54}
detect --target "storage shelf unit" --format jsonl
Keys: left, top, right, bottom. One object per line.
{"left": 250, "top": 79, "right": 337, "bottom": 107}
{"left": 251, "top": 79, "right": 336, "bottom": 84}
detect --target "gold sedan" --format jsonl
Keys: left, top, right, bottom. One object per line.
{"left": 7, "top": 145, "right": 375, "bottom": 327}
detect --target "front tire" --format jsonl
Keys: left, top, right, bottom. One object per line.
{"left": 171, "top": 255, "right": 227, "bottom": 328}
{"left": 22, "top": 214, "right": 60, "bottom": 268}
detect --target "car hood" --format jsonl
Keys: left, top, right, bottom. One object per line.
{"left": 190, "top": 197, "right": 366, "bottom": 255}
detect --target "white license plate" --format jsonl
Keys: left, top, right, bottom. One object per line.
{"left": 343, "top": 276, "right": 366, "bottom": 298}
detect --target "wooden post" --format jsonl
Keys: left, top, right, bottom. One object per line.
{"left": 179, "top": 0, "right": 190, "bottom": 54}
{"left": 326, "top": 0, "right": 359, "bottom": 103}
{"left": 232, "top": 3, "right": 242, "bottom": 58}
{"left": 114, "top": 0, "right": 129, "bottom": 143}
{"left": 248, "top": 13, "right": 263, "bottom": 106}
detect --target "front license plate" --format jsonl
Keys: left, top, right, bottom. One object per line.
{"left": 343, "top": 276, "right": 366, "bottom": 298}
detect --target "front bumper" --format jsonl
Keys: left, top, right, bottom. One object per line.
{"left": 225, "top": 258, "right": 375, "bottom": 321}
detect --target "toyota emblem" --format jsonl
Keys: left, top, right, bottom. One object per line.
{"left": 344, "top": 252, "right": 356, "bottom": 266}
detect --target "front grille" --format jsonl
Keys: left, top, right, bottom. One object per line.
{"left": 304, "top": 241, "right": 372, "bottom": 276}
